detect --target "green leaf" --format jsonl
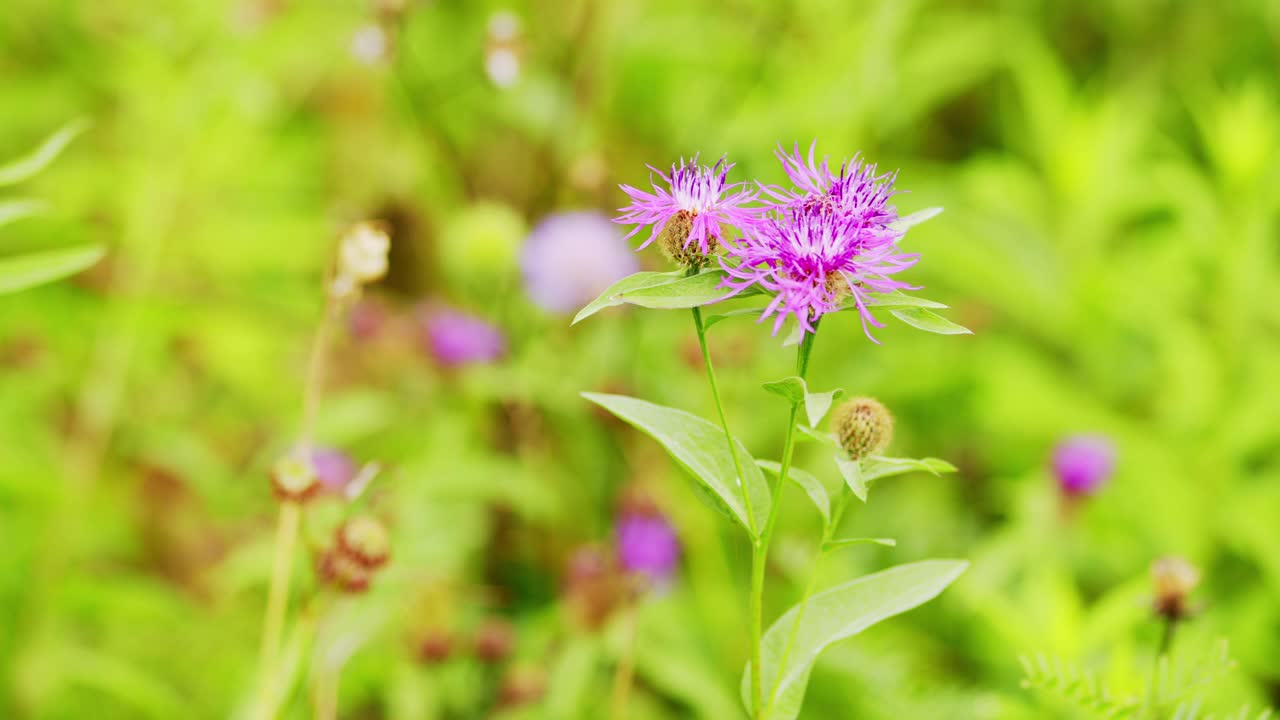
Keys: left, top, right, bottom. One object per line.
{"left": 744, "top": 560, "right": 968, "bottom": 720}
{"left": 863, "top": 291, "right": 949, "bottom": 309}
{"left": 756, "top": 460, "right": 830, "bottom": 527}
{"left": 0, "top": 245, "right": 105, "bottom": 294}
{"left": 762, "top": 376, "right": 844, "bottom": 427}
{"left": 0, "top": 119, "right": 89, "bottom": 186}
{"left": 702, "top": 307, "right": 765, "bottom": 330}
{"left": 795, "top": 425, "right": 840, "bottom": 449}
{"left": 582, "top": 393, "right": 770, "bottom": 537}
{"left": 619, "top": 268, "right": 746, "bottom": 309}
{"left": 0, "top": 199, "right": 47, "bottom": 229}
{"left": 822, "top": 537, "right": 897, "bottom": 552}
{"left": 861, "top": 456, "right": 957, "bottom": 483}
{"left": 889, "top": 206, "right": 943, "bottom": 232}
{"left": 889, "top": 307, "right": 972, "bottom": 335}
{"left": 572, "top": 270, "right": 683, "bottom": 324}
{"left": 834, "top": 455, "right": 868, "bottom": 502}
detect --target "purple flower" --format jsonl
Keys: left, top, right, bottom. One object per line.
{"left": 1052, "top": 434, "right": 1116, "bottom": 496}
{"left": 615, "top": 156, "right": 760, "bottom": 255}
{"left": 310, "top": 447, "right": 357, "bottom": 494}
{"left": 615, "top": 512, "right": 680, "bottom": 586}
{"left": 721, "top": 202, "right": 919, "bottom": 339}
{"left": 721, "top": 143, "right": 919, "bottom": 340}
{"left": 420, "top": 306, "right": 506, "bottom": 367}
{"left": 521, "top": 212, "right": 639, "bottom": 313}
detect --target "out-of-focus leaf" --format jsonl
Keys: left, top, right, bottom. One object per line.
{"left": 0, "top": 119, "right": 89, "bottom": 186}
{"left": 757, "top": 460, "right": 830, "bottom": 527}
{"left": 0, "top": 245, "right": 104, "bottom": 294}
{"left": 703, "top": 307, "right": 767, "bottom": 330}
{"left": 823, "top": 537, "right": 897, "bottom": 552}
{"left": 743, "top": 560, "right": 968, "bottom": 720}
{"left": 582, "top": 392, "right": 770, "bottom": 537}
{"left": 889, "top": 307, "right": 972, "bottom": 335}
{"left": 0, "top": 199, "right": 46, "bottom": 229}
{"left": 889, "top": 207, "right": 944, "bottom": 232}
{"left": 796, "top": 425, "right": 840, "bottom": 449}
{"left": 762, "top": 376, "right": 844, "bottom": 427}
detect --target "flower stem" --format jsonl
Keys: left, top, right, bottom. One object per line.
{"left": 253, "top": 288, "right": 337, "bottom": 719}
{"left": 750, "top": 325, "right": 819, "bottom": 719}
{"left": 610, "top": 598, "right": 640, "bottom": 720}
{"left": 689, "top": 303, "right": 763, "bottom": 711}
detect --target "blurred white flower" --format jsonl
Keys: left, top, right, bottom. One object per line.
{"left": 485, "top": 48, "right": 520, "bottom": 88}
{"left": 351, "top": 24, "right": 388, "bottom": 65}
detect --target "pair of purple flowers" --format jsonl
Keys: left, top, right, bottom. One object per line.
{"left": 616, "top": 143, "right": 919, "bottom": 339}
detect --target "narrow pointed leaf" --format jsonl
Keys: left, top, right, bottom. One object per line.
{"left": 572, "top": 270, "right": 683, "bottom": 324}
{"left": 619, "top": 268, "right": 748, "bottom": 309}
{"left": 890, "top": 307, "right": 972, "bottom": 335}
{"left": 762, "top": 376, "right": 844, "bottom": 428}
{"left": 743, "top": 560, "right": 968, "bottom": 720}
{"left": 702, "top": 307, "right": 767, "bottom": 330}
{"left": 862, "top": 291, "right": 949, "bottom": 309}
{"left": 822, "top": 537, "right": 896, "bottom": 552}
{"left": 756, "top": 460, "right": 830, "bottom": 527}
{"left": 834, "top": 455, "right": 867, "bottom": 502}
{"left": 888, "top": 206, "right": 943, "bottom": 232}
{"left": 861, "top": 456, "right": 957, "bottom": 483}
{"left": 582, "top": 393, "right": 770, "bottom": 537}
{"left": 796, "top": 425, "right": 840, "bottom": 449}
{"left": 0, "top": 119, "right": 89, "bottom": 186}
{"left": 0, "top": 199, "right": 47, "bottom": 229}
{"left": 0, "top": 245, "right": 105, "bottom": 294}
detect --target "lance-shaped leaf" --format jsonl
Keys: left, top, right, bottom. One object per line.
{"left": 889, "top": 307, "right": 972, "bottom": 335}
{"left": 756, "top": 460, "right": 830, "bottom": 528}
{"left": 796, "top": 425, "right": 840, "bottom": 449}
{"left": 0, "top": 245, "right": 105, "bottom": 294}
{"left": 889, "top": 206, "right": 943, "bottom": 232}
{"left": 862, "top": 291, "right": 949, "bottom": 309}
{"left": 762, "top": 377, "right": 844, "bottom": 428}
{"left": 572, "top": 270, "right": 683, "bottom": 324}
{"left": 702, "top": 307, "right": 768, "bottom": 330}
{"left": 0, "top": 119, "right": 89, "bottom": 186}
{"left": 743, "top": 560, "right": 968, "bottom": 720}
{"left": 822, "top": 537, "right": 896, "bottom": 552}
{"left": 582, "top": 393, "right": 770, "bottom": 538}
{"left": 861, "top": 456, "right": 957, "bottom": 483}
{"left": 0, "top": 199, "right": 47, "bottom": 229}
{"left": 834, "top": 455, "right": 868, "bottom": 502}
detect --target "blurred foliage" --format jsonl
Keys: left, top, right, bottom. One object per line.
{"left": 2, "top": 0, "right": 1279, "bottom": 718}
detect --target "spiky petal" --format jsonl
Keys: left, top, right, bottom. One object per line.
{"left": 615, "top": 155, "right": 760, "bottom": 256}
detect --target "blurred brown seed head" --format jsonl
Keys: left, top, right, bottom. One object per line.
{"left": 1152, "top": 556, "right": 1200, "bottom": 620}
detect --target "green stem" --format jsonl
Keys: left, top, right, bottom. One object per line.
{"left": 688, "top": 303, "right": 763, "bottom": 711}
{"left": 750, "top": 325, "right": 819, "bottom": 719}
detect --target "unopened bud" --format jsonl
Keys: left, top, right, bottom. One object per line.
{"left": 474, "top": 618, "right": 515, "bottom": 664}
{"left": 271, "top": 452, "right": 320, "bottom": 502}
{"left": 657, "top": 210, "right": 716, "bottom": 267}
{"left": 1152, "top": 556, "right": 1200, "bottom": 620}
{"left": 831, "top": 397, "right": 894, "bottom": 460}
{"left": 417, "top": 631, "right": 453, "bottom": 665}
{"left": 319, "top": 548, "right": 372, "bottom": 593}
{"left": 336, "top": 515, "right": 391, "bottom": 569}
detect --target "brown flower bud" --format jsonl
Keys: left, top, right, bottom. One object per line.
{"left": 271, "top": 452, "right": 320, "bottom": 502}
{"left": 473, "top": 618, "right": 515, "bottom": 664}
{"left": 1152, "top": 556, "right": 1200, "bottom": 620}
{"left": 336, "top": 515, "right": 391, "bottom": 569}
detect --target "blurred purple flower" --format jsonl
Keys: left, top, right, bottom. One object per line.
{"left": 420, "top": 306, "right": 506, "bottom": 367}
{"left": 1052, "top": 434, "right": 1116, "bottom": 496}
{"left": 520, "top": 212, "right": 639, "bottom": 313}
{"left": 615, "top": 155, "right": 760, "bottom": 255}
{"left": 310, "top": 447, "right": 357, "bottom": 494}
{"left": 616, "top": 512, "right": 680, "bottom": 586}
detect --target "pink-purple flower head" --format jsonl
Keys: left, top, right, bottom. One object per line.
{"left": 721, "top": 202, "right": 920, "bottom": 339}
{"left": 768, "top": 142, "right": 900, "bottom": 221}
{"left": 1052, "top": 434, "right": 1116, "bottom": 497}
{"left": 616, "top": 511, "right": 680, "bottom": 588}
{"left": 615, "top": 155, "right": 760, "bottom": 259}
{"left": 419, "top": 305, "right": 506, "bottom": 367}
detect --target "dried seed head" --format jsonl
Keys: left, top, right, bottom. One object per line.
{"left": 1151, "top": 556, "right": 1200, "bottom": 620}
{"left": 336, "top": 515, "right": 391, "bottom": 569}
{"left": 271, "top": 452, "right": 320, "bottom": 502}
{"left": 331, "top": 222, "right": 391, "bottom": 300}
{"left": 831, "top": 397, "right": 894, "bottom": 460}
{"left": 656, "top": 210, "right": 717, "bottom": 267}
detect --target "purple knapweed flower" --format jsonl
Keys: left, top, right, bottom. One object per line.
{"left": 721, "top": 202, "right": 919, "bottom": 339}
{"left": 520, "top": 211, "right": 639, "bottom": 313}
{"left": 1052, "top": 434, "right": 1116, "bottom": 496}
{"left": 767, "top": 142, "right": 900, "bottom": 218}
{"left": 420, "top": 305, "right": 506, "bottom": 367}
{"left": 615, "top": 155, "right": 760, "bottom": 256}
{"left": 615, "top": 511, "right": 680, "bottom": 586}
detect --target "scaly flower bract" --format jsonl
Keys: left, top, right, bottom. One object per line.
{"left": 615, "top": 155, "right": 760, "bottom": 256}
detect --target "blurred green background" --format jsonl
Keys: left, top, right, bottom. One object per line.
{"left": 3, "top": 0, "right": 1280, "bottom": 718}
